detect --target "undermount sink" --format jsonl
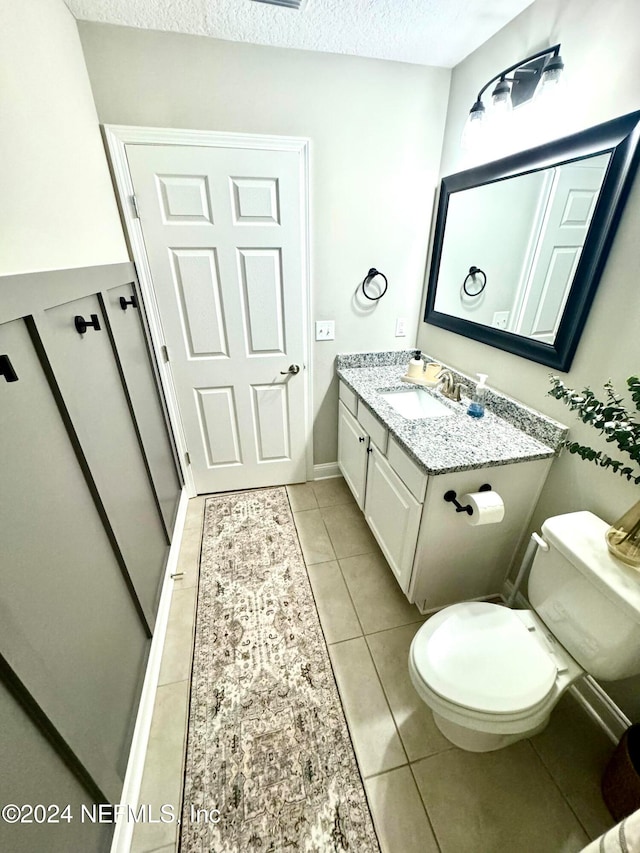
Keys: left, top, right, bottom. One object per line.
{"left": 380, "top": 388, "right": 453, "bottom": 419}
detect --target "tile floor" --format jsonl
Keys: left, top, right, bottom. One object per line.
{"left": 130, "top": 477, "right": 616, "bottom": 853}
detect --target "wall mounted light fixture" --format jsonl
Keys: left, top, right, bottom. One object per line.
{"left": 461, "top": 44, "right": 565, "bottom": 151}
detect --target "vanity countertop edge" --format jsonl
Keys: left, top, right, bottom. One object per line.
{"left": 336, "top": 350, "right": 568, "bottom": 476}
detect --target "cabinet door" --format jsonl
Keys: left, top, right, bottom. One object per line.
{"left": 35, "top": 295, "right": 169, "bottom": 630}
{"left": 364, "top": 445, "right": 423, "bottom": 593}
{"left": 102, "top": 282, "right": 181, "bottom": 536}
{"left": 338, "top": 400, "right": 369, "bottom": 509}
{"left": 0, "top": 319, "right": 148, "bottom": 801}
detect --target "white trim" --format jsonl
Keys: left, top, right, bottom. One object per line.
{"left": 103, "top": 125, "right": 313, "bottom": 496}
{"left": 110, "top": 488, "right": 190, "bottom": 853}
{"left": 313, "top": 462, "right": 341, "bottom": 480}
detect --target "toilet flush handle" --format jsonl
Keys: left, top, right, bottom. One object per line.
{"left": 506, "top": 531, "right": 550, "bottom": 606}
{"left": 531, "top": 532, "right": 549, "bottom": 551}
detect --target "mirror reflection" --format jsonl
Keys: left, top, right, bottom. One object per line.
{"left": 433, "top": 152, "right": 610, "bottom": 344}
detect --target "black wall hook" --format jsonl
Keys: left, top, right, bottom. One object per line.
{"left": 0, "top": 354, "right": 18, "bottom": 383}
{"left": 74, "top": 314, "right": 101, "bottom": 335}
{"left": 444, "top": 483, "right": 492, "bottom": 515}
{"left": 119, "top": 294, "right": 138, "bottom": 311}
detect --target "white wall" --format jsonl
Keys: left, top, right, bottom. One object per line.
{"left": 417, "top": 0, "right": 640, "bottom": 719}
{"left": 76, "top": 22, "right": 451, "bottom": 467}
{"left": 0, "top": 0, "right": 128, "bottom": 276}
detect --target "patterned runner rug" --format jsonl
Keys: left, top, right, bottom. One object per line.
{"left": 179, "top": 487, "right": 380, "bottom": 853}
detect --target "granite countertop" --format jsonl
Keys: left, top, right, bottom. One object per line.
{"left": 336, "top": 351, "right": 567, "bottom": 476}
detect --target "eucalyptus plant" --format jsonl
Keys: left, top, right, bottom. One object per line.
{"left": 548, "top": 375, "right": 640, "bottom": 486}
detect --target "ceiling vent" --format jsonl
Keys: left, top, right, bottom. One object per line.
{"left": 252, "top": 0, "right": 305, "bottom": 8}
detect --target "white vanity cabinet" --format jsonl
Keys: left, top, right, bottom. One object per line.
{"left": 364, "top": 443, "right": 423, "bottom": 592}
{"left": 337, "top": 380, "right": 553, "bottom": 612}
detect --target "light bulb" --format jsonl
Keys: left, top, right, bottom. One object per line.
{"left": 461, "top": 100, "right": 486, "bottom": 151}
{"left": 491, "top": 78, "right": 513, "bottom": 115}
{"left": 536, "top": 55, "right": 565, "bottom": 103}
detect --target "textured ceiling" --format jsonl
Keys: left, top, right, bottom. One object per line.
{"left": 65, "top": 0, "right": 534, "bottom": 68}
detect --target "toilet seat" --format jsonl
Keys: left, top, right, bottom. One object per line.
{"left": 411, "top": 602, "right": 559, "bottom": 716}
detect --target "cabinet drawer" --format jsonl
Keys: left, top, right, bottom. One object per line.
{"left": 339, "top": 380, "right": 358, "bottom": 416}
{"left": 357, "top": 401, "right": 388, "bottom": 454}
{"left": 387, "top": 436, "right": 428, "bottom": 502}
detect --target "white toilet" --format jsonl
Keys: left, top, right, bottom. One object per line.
{"left": 409, "top": 511, "right": 640, "bottom": 752}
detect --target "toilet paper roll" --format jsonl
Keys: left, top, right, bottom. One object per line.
{"left": 462, "top": 490, "right": 505, "bottom": 526}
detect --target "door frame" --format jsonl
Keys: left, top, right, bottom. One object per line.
{"left": 103, "top": 125, "right": 313, "bottom": 496}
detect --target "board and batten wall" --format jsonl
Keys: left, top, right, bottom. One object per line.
{"left": 76, "top": 22, "right": 451, "bottom": 469}
{"left": 417, "top": 0, "right": 640, "bottom": 719}
{"left": 0, "top": 0, "right": 128, "bottom": 275}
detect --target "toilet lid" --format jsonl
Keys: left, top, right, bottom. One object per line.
{"left": 412, "top": 602, "right": 558, "bottom": 715}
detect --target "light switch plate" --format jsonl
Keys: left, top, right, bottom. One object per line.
{"left": 315, "top": 320, "right": 335, "bottom": 341}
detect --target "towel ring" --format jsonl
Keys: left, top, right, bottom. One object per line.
{"left": 362, "top": 268, "right": 388, "bottom": 301}
{"left": 463, "top": 266, "right": 487, "bottom": 297}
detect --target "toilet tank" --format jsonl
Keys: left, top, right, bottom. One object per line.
{"left": 528, "top": 511, "right": 640, "bottom": 681}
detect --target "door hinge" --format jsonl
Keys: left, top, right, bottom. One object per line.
{"left": 161, "top": 345, "right": 170, "bottom": 363}
{"left": 130, "top": 195, "right": 140, "bottom": 219}
{"left": 184, "top": 452, "right": 191, "bottom": 466}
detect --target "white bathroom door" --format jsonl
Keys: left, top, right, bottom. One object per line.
{"left": 125, "top": 143, "right": 308, "bottom": 494}
{"left": 515, "top": 158, "right": 608, "bottom": 341}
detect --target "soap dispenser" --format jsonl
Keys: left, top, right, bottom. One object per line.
{"left": 467, "top": 373, "right": 488, "bottom": 418}
{"left": 407, "top": 350, "right": 424, "bottom": 380}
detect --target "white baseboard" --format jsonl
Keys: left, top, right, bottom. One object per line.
{"left": 313, "top": 462, "right": 341, "bottom": 480}
{"left": 110, "top": 487, "right": 190, "bottom": 853}
{"left": 502, "top": 580, "right": 628, "bottom": 745}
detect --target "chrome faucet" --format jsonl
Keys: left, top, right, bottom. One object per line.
{"left": 438, "top": 369, "right": 463, "bottom": 402}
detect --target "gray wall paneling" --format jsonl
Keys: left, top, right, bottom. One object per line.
{"left": 0, "top": 262, "right": 182, "bottom": 827}
{"left": 34, "top": 294, "right": 169, "bottom": 629}
{"left": 0, "top": 318, "right": 149, "bottom": 801}
{"left": 102, "top": 281, "right": 181, "bottom": 535}
{"left": 0, "top": 680, "right": 111, "bottom": 853}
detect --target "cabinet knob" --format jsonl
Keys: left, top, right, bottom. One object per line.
{"left": 359, "top": 436, "right": 366, "bottom": 443}
{"left": 74, "top": 314, "right": 101, "bottom": 335}
{"left": 367, "top": 447, "right": 373, "bottom": 454}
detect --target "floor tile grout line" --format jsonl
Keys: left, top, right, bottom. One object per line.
{"left": 527, "top": 735, "right": 596, "bottom": 841}
{"left": 363, "top": 633, "right": 411, "bottom": 767}
{"left": 408, "top": 761, "right": 444, "bottom": 853}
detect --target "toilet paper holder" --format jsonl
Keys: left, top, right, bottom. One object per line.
{"left": 444, "top": 483, "right": 492, "bottom": 515}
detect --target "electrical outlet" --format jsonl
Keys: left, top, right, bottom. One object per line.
{"left": 492, "top": 311, "right": 510, "bottom": 330}
{"left": 315, "top": 320, "right": 335, "bottom": 341}
{"left": 395, "top": 317, "right": 408, "bottom": 337}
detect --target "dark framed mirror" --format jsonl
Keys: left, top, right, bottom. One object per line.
{"left": 424, "top": 111, "right": 640, "bottom": 371}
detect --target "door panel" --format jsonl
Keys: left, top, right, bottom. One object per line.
{"left": 0, "top": 319, "right": 148, "bottom": 801}
{"left": 126, "top": 143, "right": 307, "bottom": 493}
{"left": 102, "top": 282, "right": 181, "bottom": 535}
{"left": 35, "top": 295, "right": 168, "bottom": 629}
{"left": 516, "top": 159, "right": 608, "bottom": 340}
{"left": 364, "top": 447, "right": 422, "bottom": 594}
{"left": 337, "top": 401, "right": 368, "bottom": 509}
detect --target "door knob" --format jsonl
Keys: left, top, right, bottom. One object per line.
{"left": 74, "top": 314, "right": 101, "bottom": 334}
{"left": 280, "top": 364, "right": 300, "bottom": 375}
